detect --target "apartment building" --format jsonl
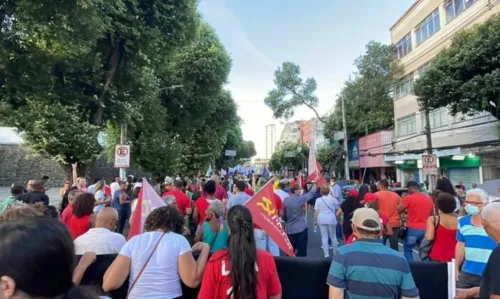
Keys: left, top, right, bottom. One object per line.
{"left": 389, "top": 0, "right": 500, "bottom": 186}
{"left": 264, "top": 124, "right": 276, "bottom": 159}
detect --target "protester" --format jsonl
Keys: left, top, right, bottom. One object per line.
{"left": 436, "top": 176, "right": 461, "bottom": 213}
{"left": 195, "top": 201, "right": 229, "bottom": 254}
{"left": 227, "top": 180, "right": 251, "bottom": 209}
{"left": 0, "top": 185, "right": 25, "bottom": 213}
{"left": 59, "top": 180, "right": 71, "bottom": 198}
{"left": 376, "top": 179, "right": 401, "bottom": 251}
{"left": 314, "top": 186, "right": 339, "bottom": 258}
{"left": 93, "top": 179, "right": 109, "bottom": 214}
{"left": 18, "top": 180, "right": 49, "bottom": 205}
{"left": 194, "top": 180, "right": 219, "bottom": 233}
{"left": 161, "top": 176, "right": 175, "bottom": 196}
{"left": 212, "top": 174, "right": 229, "bottom": 202}
{"left": 162, "top": 179, "right": 192, "bottom": 218}
{"left": 424, "top": 192, "right": 458, "bottom": 262}
{"left": 397, "top": 181, "right": 434, "bottom": 261}
{"left": 330, "top": 177, "right": 343, "bottom": 202}
{"left": 0, "top": 217, "right": 96, "bottom": 299}
{"left": 327, "top": 208, "right": 419, "bottom": 299}
{"left": 455, "top": 202, "right": 500, "bottom": 299}
{"left": 198, "top": 205, "right": 282, "bottom": 299}
{"left": 74, "top": 207, "right": 126, "bottom": 255}
{"left": 103, "top": 206, "right": 210, "bottom": 298}
{"left": 283, "top": 182, "right": 317, "bottom": 257}
{"left": 87, "top": 178, "right": 100, "bottom": 194}
{"left": 0, "top": 203, "right": 44, "bottom": 224}
{"left": 109, "top": 176, "right": 121, "bottom": 197}
{"left": 59, "top": 189, "right": 82, "bottom": 226}
{"left": 68, "top": 193, "right": 96, "bottom": 240}
{"left": 222, "top": 180, "right": 232, "bottom": 200}
{"left": 455, "top": 188, "right": 496, "bottom": 289}
{"left": 76, "top": 177, "right": 88, "bottom": 192}
{"left": 60, "top": 185, "right": 78, "bottom": 213}
{"left": 336, "top": 189, "right": 361, "bottom": 242}
{"left": 359, "top": 193, "right": 392, "bottom": 242}
{"left": 113, "top": 181, "right": 132, "bottom": 234}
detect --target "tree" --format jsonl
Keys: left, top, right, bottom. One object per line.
{"left": 0, "top": 0, "right": 199, "bottom": 176}
{"left": 267, "top": 142, "right": 309, "bottom": 172}
{"left": 264, "top": 62, "right": 326, "bottom": 123}
{"left": 316, "top": 145, "right": 344, "bottom": 176}
{"left": 324, "top": 41, "right": 399, "bottom": 139}
{"left": 215, "top": 127, "right": 257, "bottom": 169}
{"left": 413, "top": 16, "right": 500, "bottom": 119}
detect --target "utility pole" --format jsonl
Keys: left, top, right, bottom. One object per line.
{"left": 424, "top": 108, "right": 434, "bottom": 191}
{"left": 342, "top": 94, "right": 350, "bottom": 180}
{"left": 119, "top": 124, "right": 127, "bottom": 181}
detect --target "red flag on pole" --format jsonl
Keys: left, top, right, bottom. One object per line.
{"left": 245, "top": 180, "right": 295, "bottom": 257}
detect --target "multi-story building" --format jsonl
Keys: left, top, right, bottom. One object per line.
{"left": 278, "top": 121, "right": 301, "bottom": 148}
{"left": 264, "top": 124, "right": 276, "bottom": 159}
{"left": 389, "top": 0, "right": 500, "bottom": 187}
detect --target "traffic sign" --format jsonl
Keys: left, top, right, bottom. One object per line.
{"left": 422, "top": 154, "right": 438, "bottom": 175}
{"left": 225, "top": 150, "right": 237, "bottom": 157}
{"left": 114, "top": 145, "right": 130, "bottom": 168}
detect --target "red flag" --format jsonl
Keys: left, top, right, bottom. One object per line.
{"left": 245, "top": 180, "right": 295, "bottom": 257}
{"left": 128, "top": 178, "right": 166, "bottom": 240}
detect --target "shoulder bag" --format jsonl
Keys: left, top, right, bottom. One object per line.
{"left": 418, "top": 214, "right": 440, "bottom": 261}
{"left": 127, "top": 232, "right": 166, "bottom": 298}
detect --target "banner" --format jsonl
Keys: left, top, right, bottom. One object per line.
{"left": 307, "top": 137, "right": 325, "bottom": 186}
{"left": 245, "top": 180, "right": 295, "bottom": 257}
{"left": 128, "top": 178, "right": 166, "bottom": 240}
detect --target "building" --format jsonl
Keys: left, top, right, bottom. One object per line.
{"left": 264, "top": 124, "right": 276, "bottom": 159}
{"left": 359, "top": 131, "right": 396, "bottom": 184}
{"left": 278, "top": 121, "right": 301, "bottom": 148}
{"left": 389, "top": 0, "right": 500, "bottom": 187}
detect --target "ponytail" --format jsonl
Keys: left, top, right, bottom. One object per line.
{"left": 227, "top": 206, "right": 257, "bottom": 299}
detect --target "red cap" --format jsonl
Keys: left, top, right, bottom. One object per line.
{"left": 360, "top": 193, "right": 377, "bottom": 205}
{"left": 347, "top": 189, "right": 359, "bottom": 198}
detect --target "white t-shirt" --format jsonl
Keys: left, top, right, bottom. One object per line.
{"left": 314, "top": 195, "right": 339, "bottom": 225}
{"left": 110, "top": 182, "right": 120, "bottom": 197}
{"left": 74, "top": 228, "right": 126, "bottom": 255}
{"left": 120, "top": 231, "right": 191, "bottom": 299}
{"left": 88, "top": 184, "right": 96, "bottom": 194}
{"left": 93, "top": 190, "right": 106, "bottom": 213}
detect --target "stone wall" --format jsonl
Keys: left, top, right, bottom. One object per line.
{"left": 0, "top": 145, "right": 150, "bottom": 187}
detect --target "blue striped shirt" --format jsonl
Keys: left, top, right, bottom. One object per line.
{"left": 327, "top": 238, "right": 419, "bottom": 299}
{"left": 456, "top": 215, "right": 497, "bottom": 276}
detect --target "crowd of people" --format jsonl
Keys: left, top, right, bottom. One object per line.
{"left": 1, "top": 172, "right": 500, "bottom": 298}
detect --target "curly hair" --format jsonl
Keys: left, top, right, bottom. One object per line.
{"left": 72, "top": 193, "right": 95, "bottom": 218}
{"left": 0, "top": 204, "right": 44, "bottom": 224}
{"left": 144, "top": 206, "right": 184, "bottom": 234}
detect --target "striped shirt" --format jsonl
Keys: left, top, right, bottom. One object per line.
{"left": 456, "top": 215, "right": 497, "bottom": 276}
{"left": 327, "top": 238, "right": 419, "bottom": 299}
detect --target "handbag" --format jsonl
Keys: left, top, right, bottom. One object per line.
{"left": 419, "top": 215, "right": 440, "bottom": 261}
{"left": 127, "top": 233, "right": 166, "bottom": 298}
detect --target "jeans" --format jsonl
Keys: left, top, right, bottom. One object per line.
{"left": 404, "top": 228, "right": 425, "bottom": 261}
{"left": 288, "top": 228, "right": 308, "bottom": 257}
{"left": 118, "top": 207, "right": 131, "bottom": 234}
{"left": 336, "top": 222, "right": 343, "bottom": 239}
{"left": 319, "top": 224, "right": 338, "bottom": 257}
{"left": 383, "top": 227, "right": 400, "bottom": 251}
{"left": 254, "top": 229, "right": 280, "bottom": 256}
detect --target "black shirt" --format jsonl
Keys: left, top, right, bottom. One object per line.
{"left": 480, "top": 244, "right": 500, "bottom": 298}
{"left": 340, "top": 198, "right": 357, "bottom": 237}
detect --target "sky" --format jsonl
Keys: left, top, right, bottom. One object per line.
{"left": 198, "top": 0, "right": 415, "bottom": 159}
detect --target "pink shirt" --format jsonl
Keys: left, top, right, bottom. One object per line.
{"left": 61, "top": 204, "right": 73, "bottom": 226}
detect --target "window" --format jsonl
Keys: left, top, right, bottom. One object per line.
{"left": 397, "top": 114, "right": 417, "bottom": 137}
{"left": 418, "top": 62, "right": 432, "bottom": 75}
{"left": 394, "top": 73, "right": 414, "bottom": 99}
{"left": 428, "top": 108, "right": 449, "bottom": 129}
{"left": 394, "top": 33, "right": 412, "bottom": 59}
{"left": 446, "top": 0, "right": 475, "bottom": 22}
{"left": 416, "top": 9, "right": 441, "bottom": 46}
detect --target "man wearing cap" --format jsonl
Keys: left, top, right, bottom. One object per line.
{"left": 327, "top": 208, "right": 419, "bottom": 299}
{"left": 283, "top": 182, "right": 318, "bottom": 257}
{"left": 397, "top": 181, "right": 434, "bottom": 262}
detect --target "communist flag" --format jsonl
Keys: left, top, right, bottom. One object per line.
{"left": 245, "top": 180, "right": 295, "bottom": 257}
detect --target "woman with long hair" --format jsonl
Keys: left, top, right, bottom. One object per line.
{"left": 436, "top": 176, "right": 461, "bottom": 214}
{"left": 93, "top": 179, "right": 109, "bottom": 214}
{"left": 198, "top": 205, "right": 282, "bottom": 299}
{"left": 103, "top": 206, "right": 210, "bottom": 298}
{"left": 68, "top": 193, "right": 96, "bottom": 240}
{"left": 0, "top": 217, "right": 96, "bottom": 299}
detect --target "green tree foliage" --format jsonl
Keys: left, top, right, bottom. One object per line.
{"left": 316, "top": 145, "right": 344, "bottom": 176}
{"left": 215, "top": 127, "right": 257, "bottom": 169}
{"left": 414, "top": 16, "right": 500, "bottom": 118}
{"left": 264, "top": 62, "right": 326, "bottom": 122}
{"left": 0, "top": 0, "right": 199, "bottom": 173}
{"left": 267, "top": 142, "right": 309, "bottom": 172}
{"left": 324, "top": 41, "right": 399, "bottom": 139}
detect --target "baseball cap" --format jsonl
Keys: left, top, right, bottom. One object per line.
{"left": 164, "top": 176, "right": 174, "bottom": 185}
{"left": 406, "top": 181, "right": 419, "bottom": 188}
{"left": 347, "top": 189, "right": 359, "bottom": 198}
{"left": 360, "top": 193, "right": 377, "bottom": 205}
{"left": 351, "top": 208, "right": 382, "bottom": 232}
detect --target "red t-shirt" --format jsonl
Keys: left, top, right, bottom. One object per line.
{"left": 61, "top": 204, "right": 73, "bottom": 226}
{"left": 403, "top": 193, "right": 434, "bottom": 229}
{"left": 215, "top": 185, "right": 228, "bottom": 201}
{"left": 104, "top": 185, "right": 111, "bottom": 197}
{"left": 273, "top": 193, "right": 284, "bottom": 212}
{"left": 376, "top": 190, "right": 401, "bottom": 228}
{"left": 244, "top": 188, "right": 254, "bottom": 196}
{"left": 68, "top": 214, "right": 91, "bottom": 240}
{"left": 163, "top": 189, "right": 191, "bottom": 217}
{"left": 198, "top": 249, "right": 282, "bottom": 299}
{"left": 196, "top": 197, "right": 217, "bottom": 226}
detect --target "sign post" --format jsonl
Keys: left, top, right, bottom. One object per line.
{"left": 115, "top": 145, "right": 131, "bottom": 170}
{"left": 422, "top": 154, "right": 438, "bottom": 176}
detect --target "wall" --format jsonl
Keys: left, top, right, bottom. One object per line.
{"left": 359, "top": 131, "right": 393, "bottom": 168}
{"left": 0, "top": 145, "right": 150, "bottom": 187}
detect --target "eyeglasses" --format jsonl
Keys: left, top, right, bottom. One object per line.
{"left": 464, "top": 201, "right": 483, "bottom": 206}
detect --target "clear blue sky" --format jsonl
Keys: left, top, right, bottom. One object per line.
{"left": 199, "top": 0, "right": 415, "bottom": 158}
